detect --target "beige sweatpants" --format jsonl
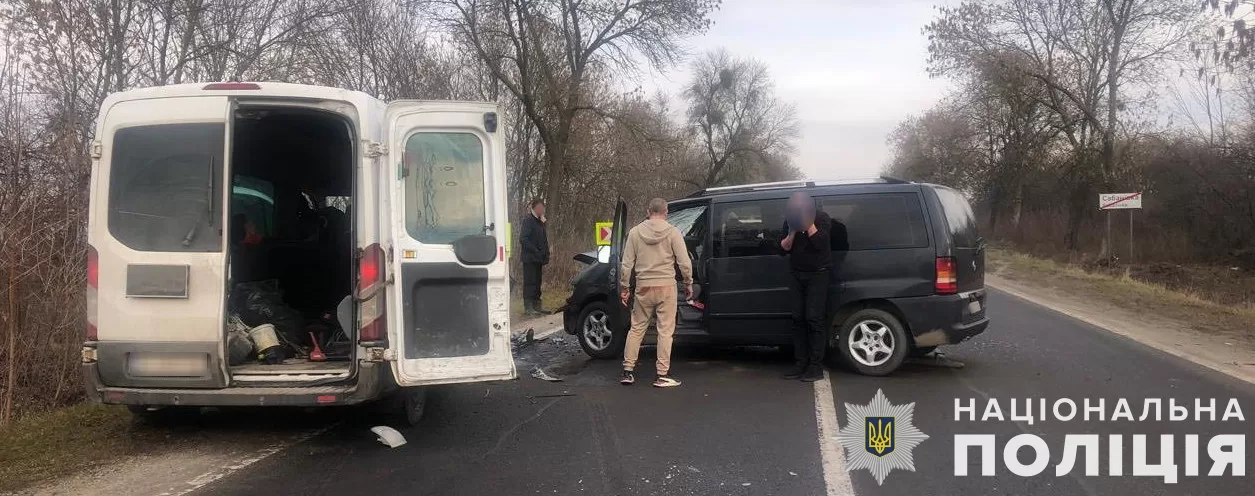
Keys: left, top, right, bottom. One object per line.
{"left": 622, "top": 285, "right": 677, "bottom": 375}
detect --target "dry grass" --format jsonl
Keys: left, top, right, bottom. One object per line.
{"left": 0, "top": 403, "right": 133, "bottom": 492}
{"left": 988, "top": 248, "right": 1255, "bottom": 341}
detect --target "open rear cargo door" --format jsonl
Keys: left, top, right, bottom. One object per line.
{"left": 89, "top": 96, "right": 233, "bottom": 388}
{"left": 385, "top": 101, "right": 515, "bottom": 386}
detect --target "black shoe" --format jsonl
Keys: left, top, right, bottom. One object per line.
{"left": 620, "top": 370, "right": 635, "bottom": 385}
{"left": 783, "top": 364, "right": 807, "bottom": 380}
{"left": 801, "top": 365, "right": 824, "bottom": 382}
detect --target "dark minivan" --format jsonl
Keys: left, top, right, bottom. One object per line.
{"left": 560, "top": 178, "right": 988, "bottom": 376}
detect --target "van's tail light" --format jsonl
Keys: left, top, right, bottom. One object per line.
{"left": 87, "top": 245, "right": 99, "bottom": 341}
{"left": 358, "top": 244, "right": 387, "bottom": 343}
{"left": 935, "top": 257, "right": 957, "bottom": 295}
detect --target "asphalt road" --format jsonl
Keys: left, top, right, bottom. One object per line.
{"left": 196, "top": 289, "right": 1254, "bottom": 496}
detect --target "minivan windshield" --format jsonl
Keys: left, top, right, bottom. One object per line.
{"left": 107, "top": 123, "right": 225, "bottom": 252}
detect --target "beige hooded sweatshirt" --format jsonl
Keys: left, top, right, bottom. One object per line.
{"left": 619, "top": 218, "right": 693, "bottom": 289}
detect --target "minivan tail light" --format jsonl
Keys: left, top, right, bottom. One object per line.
{"left": 935, "top": 257, "right": 957, "bottom": 295}
{"left": 203, "top": 82, "right": 261, "bottom": 90}
{"left": 358, "top": 244, "right": 386, "bottom": 343}
{"left": 87, "top": 245, "right": 99, "bottom": 341}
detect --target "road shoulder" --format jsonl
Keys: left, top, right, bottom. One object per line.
{"left": 987, "top": 272, "right": 1255, "bottom": 385}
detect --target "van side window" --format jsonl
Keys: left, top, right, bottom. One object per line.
{"left": 933, "top": 188, "right": 981, "bottom": 248}
{"left": 819, "top": 193, "right": 929, "bottom": 251}
{"left": 403, "top": 132, "right": 486, "bottom": 244}
{"left": 107, "top": 123, "right": 224, "bottom": 252}
{"left": 713, "top": 199, "right": 787, "bottom": 258}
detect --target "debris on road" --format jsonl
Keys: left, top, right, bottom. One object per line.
{"left": 528, "top": 392, "right": 577, "bottom": 399}
{"left": 905, "top": 352, "right": 965, "bottom": 369}
{"left": 370, "top": 426, "right": 407, "bottom": 448}
{"left": 788, "top": 471, "right": 797, "bottom": 476}
{"left": 530, "top": 367, "right": 563, "bottom": 382}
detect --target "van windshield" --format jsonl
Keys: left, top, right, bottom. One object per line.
{"left": 934, "top": 187, "right": 981, "bottom": 248}
{"left": 107, "top": 123, "right": 224, "bottom": 252}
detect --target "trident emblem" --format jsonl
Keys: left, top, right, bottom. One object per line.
{"left": 865, "top": 417, "right": 895, "bottom": 457}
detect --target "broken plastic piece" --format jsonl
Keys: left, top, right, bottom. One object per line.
{"left": 371, "top": 425, "right": 407, "bottom": 448}
{"left": 530, "top": 367, "right": 563, "bottom": 382}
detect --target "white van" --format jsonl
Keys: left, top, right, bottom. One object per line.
{"left": 82, "top": 82, "right": 516, "bottom": 424}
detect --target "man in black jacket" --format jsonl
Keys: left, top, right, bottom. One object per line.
{"left": 780, "top": 192, "right": 841, "bottom": 382}
{"left": 520, "top": 199, "right": 550, "bottom": 315}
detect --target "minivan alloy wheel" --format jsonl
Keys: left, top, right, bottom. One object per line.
{"left": 847, "top": 320, "right": 895, "bottom": 367}
{"left": 582, "top": 309, "right": 612, "bottom": 351}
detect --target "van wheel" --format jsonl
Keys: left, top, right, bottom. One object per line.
{"left": 577, "top": 301, "right": 623, "bottom": 359}
{"left": 388, "top": 387, "right": 427, "bottom": 427}
{"left": 835, "top": 309, "right": 909, "bottom": 376}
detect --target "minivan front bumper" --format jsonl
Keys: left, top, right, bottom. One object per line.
{"left": 82, "top": 361, "right": 393, "bottom": 407}
{"left": 891, "top": 289, "right": 990, "bottom": 347}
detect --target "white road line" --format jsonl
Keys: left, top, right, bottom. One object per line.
{"left": 813, "top": 369, "right": 855, "bottom": 496}
{"left": 160, "top": 423, "right": 337, "bottom": 496}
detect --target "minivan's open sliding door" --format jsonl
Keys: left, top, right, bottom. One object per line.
{"left": 385, "top": 102, "right": 515, "bottom": 386}
{"left": 90, "top": 96, "right": 232, "bottom": 388}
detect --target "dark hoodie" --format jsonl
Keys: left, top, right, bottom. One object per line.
{"left": 619, "top": 218, "right": 693, "bottom": 289}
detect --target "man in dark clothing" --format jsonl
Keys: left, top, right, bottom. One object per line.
{"left": 520, "top": 199, "right": 550, "bottom": 315}
{"left": 780, "top": 192, "right": 835, "bottom": 382}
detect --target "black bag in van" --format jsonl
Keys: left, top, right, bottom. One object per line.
{"left": 231, "top": 280, "right": 307, "bottom": 355}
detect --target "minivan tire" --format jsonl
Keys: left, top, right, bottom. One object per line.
{"left": 835, "top": 309, "right": 909, "bottom": 376}
{"left": 577, "top": 301, "right": 624, "bottom": 359}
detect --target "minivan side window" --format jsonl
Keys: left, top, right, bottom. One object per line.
{"left": 712, "top": 199, "right": 787, "bottom": 258}
{"left": 819, "top": 193, "right": 929, "bottom": 251}
{"left": 933, "top": 187, "right": 981, "bottom": 248}
{"left": 107, "top": 123, "right": 225, "bottom": 252}
{"left": 403, "top": 132, "right": 486, "bottom": 244}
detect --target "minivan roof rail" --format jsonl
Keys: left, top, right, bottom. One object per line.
{"left": 686, "top": 175, "right": 912, "bottom": 197}
{"left": 692, "top": 179, "right": 818, "bottom": 197}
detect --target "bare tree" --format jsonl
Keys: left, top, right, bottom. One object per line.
{"left": 682, "top": 48, "right": 799, "bottom": 187}
{"left": 926, "top": 0, "right": 1197, "bottom": 248}
{"left": 419, "top": 0, "right": 719, "bottom": 225}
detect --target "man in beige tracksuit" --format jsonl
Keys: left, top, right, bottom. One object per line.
{"left": 619, "top": 198, "right": 692, "bottom": 388}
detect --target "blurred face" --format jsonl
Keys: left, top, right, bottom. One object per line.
{"left": 788, "top": 193, "right": 815, "bottom": 224}
{"left": 533, "top": 202, "right": 546, "bottom": 218}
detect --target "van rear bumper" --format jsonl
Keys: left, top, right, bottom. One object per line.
{"left": 83, "top": 361, "right": 393, "bottom": 407}
{"left": 890, "top": 289, "right": 990, "bottom": 347}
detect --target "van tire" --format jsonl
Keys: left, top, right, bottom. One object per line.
{"left": 388, "top": 387, "right": 428, "bottom": 427}
{"left": 576, "top": 301, "right": 624, "bottom": 359}
{"left": 835, "top": 309, "right": 909, "bottom": 376}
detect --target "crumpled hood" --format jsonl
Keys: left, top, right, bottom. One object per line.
{"left": 637, "top": 219, "right": 674, "bottom": 245}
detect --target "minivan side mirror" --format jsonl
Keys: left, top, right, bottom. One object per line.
{"left": 596, "top": 245, "right": 610, "bottom": 264}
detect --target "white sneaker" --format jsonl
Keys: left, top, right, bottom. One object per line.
{"left": 653, "top": 375, "right": 681, "bottom": 388}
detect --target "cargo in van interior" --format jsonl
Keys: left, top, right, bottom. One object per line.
{"left": 226, "top": 106, "right": 356, "bottom": 383}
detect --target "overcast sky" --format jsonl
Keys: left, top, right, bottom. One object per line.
{"left": 640, "top": 0, "right": 959, "bottom": 180}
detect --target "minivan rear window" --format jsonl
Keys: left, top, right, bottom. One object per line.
{"left": 107, "top": 123, "right": 225, "bottom": 252}
{"left": 819, "top": 193, "right": 929, "bottom": 251}
{"left": 933, "top": 187, "right": 981, "bottom": 248}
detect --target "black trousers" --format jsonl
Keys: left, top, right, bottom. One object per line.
{"left": 791, "top": 269, "right": 829, "bottom": 367}
{"left": 522, "top": 263, "right": 543, "bottom": 306}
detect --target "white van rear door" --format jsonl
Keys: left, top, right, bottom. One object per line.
{"left": 385, "top": 101, "right": 514, "bottom": 386}
{"left": 90, "top": 96, "right": 232, "bottom": 388}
